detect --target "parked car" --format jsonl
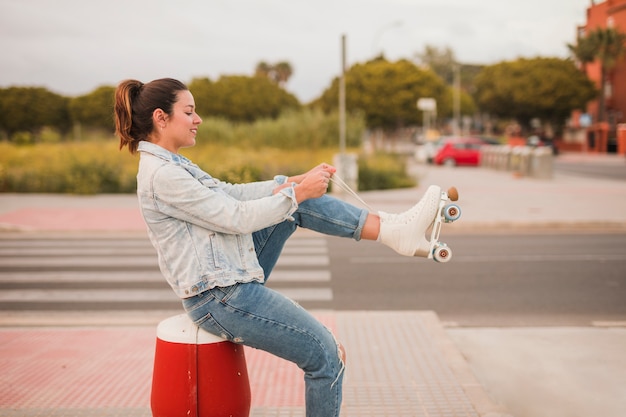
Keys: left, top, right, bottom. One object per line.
{"left": 433, "top": 137, "right": 487, "bottom": 166}
{"left": 415, "top": 136, "right": 450, "bottom": 164}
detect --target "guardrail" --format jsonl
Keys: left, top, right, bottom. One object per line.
{"left": 481, "top": 145, "right": 553, "bottom": 179}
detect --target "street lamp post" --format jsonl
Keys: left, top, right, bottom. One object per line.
{"left": 453, "top": 64, "right": 461, "bottom": 136}
{"left": 334, "top": 34, "right": 358, "bottom": 194}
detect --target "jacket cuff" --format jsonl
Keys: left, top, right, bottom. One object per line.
{"left": 274, "top": 174, "right": 289, "bottom": 185}
{"left": 277, "top": 182, "right": 298, "bottom": 221}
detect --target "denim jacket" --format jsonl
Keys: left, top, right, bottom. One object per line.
{"left": 136, "top": 141, "right": 298, "bottom": 298}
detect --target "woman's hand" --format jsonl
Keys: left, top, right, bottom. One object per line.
{"left": 294, "top": 167, "right": 333, "bottom": 202}
{"left": 274, "top": 163, "right": 336, "bottom": 203}
{"left": 288, "top": 163, "right": 336, "bottom": 185}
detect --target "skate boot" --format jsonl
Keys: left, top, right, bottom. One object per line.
{"left": 378, "top": 185, "right": 441, "bottom": 257}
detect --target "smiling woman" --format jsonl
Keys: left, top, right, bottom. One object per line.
{"left": 112, "top": 77, "right": 450, "bottom": 417}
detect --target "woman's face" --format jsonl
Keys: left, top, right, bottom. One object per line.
{"left": 157, "top": 90, "right": 202, "bottom": 153}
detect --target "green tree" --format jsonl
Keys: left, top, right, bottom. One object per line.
{"left": 473, "top": 57, "right": 597, "bottom": 131}
{"left": 189, "top": 75, "right": 300, "bottom": 122}
{"left": 0, "top": 87, "right": 71, "bottom": 140}
{"left": 68, "top": 85, "right": 116, "bottom": 131}
{"left": 312, "top": 58, "right": 449, "bottom": 130}
{"left": 568, "top": 27, "right": 626, "bottom": 122}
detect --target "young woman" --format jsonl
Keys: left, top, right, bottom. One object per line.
{"left": 114, "top": 78, "right": 442, "bottom": 417}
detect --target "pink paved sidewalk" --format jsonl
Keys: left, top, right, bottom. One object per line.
{"left": 0, "top": 207, "right": 145, "bottom": 232}
{"left": 0, "top": 312, "right": 502, "bottom": 417}
{"left": 0, "top": 323, "right": 325, "bottom": 411}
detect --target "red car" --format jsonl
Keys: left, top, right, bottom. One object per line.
{"left": 433, "top": 137, "right": 486, "bottom": 166}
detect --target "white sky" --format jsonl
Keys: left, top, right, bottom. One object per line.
{"left": 0, "top": 0, "right": 592, "bottom": 103}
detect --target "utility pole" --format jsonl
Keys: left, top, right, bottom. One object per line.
{"left": 339, "top": 34, "right": 346, "bottom": 155}
{"left": 453, "top": 64, "right": 461, "bottom": 136}
{"left": 333, "top": 34, "right": 358, "bottom": 194}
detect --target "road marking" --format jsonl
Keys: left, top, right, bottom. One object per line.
{"left": 268, "top": 270, "right": 331, "bottom": 282}
{"left": 0, "top": 256, "right": 158, "bottom": 268}
{"left": 0, "top": 254, "right": 330, "bottom": 268}
{"left": 0, "top": 289, "right": 178, "bottom": 302}
{"left": 591, "top": 321, "right": 626, "bottom": 328}
{"left": 0, "top": 235, "right": 334, "bottom": 306}
{"left": 281, "top": 246, "right": 327, "bottom": 254}
{"left": 0, "top": 270, "right": 162, "bottom": 283}
{"left": 273, "top": 288, "right": 333, "bottom": 301}
{"left": 0, "top": 248, "right": 156, "bottom": 256}
{"left": 276, "top": 255, "right": 329, "bottom": 266}
{"left": 0, "top": 287, "right": 335, "bottom": 303}
{"left": 351, "top": 253, "right": 626, "bottom": 263}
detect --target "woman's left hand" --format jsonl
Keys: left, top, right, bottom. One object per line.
{"left": 290, "top": 163, "right": 336, "bottom": 184}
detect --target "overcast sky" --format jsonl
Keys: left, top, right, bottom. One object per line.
{"left": 1, "top": 0, "right": 592, "bottom": 103}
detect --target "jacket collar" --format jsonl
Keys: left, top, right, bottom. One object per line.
{"left": 137, "top": 141, "right": 192, "bottom": 165}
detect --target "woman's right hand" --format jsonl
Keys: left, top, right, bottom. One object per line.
{"left": 294, "top": 168, "right": 332, "bottom": 202}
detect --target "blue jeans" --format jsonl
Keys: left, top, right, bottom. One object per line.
{"left": 183, "top": 195, "right": 368, "bottom": 417}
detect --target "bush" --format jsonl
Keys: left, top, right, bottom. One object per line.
{"left": 0, "top": 109, "right": 415, "bottom": 194}
{"left": 195, "top": 108, "right": 365, "bottom": 149}
{"left": 0, "top": 140, "right": 415, "bottom": 194}
{"left": 358, "top": 153, "right": 416, "bottom": 191}
{"left": 0, "top": 141, "right": 137, "bottom": 194}
{"left": 181, "top": 145, "right": 337, "bottom": 184}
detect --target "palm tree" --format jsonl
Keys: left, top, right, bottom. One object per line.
{"left": 254, "top": 61, "right": 293, "bottom": 88}
{"left": 254, "top": 61, "right": 273, "bottom": 79}
{"left": 273, "top": 62, "right": 293, "bottom": 87}
{"left": 569, "top": 27, "right": 626, "bottom": 122}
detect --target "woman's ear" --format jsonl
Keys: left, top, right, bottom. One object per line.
{"left": 153, "top": 108, "right": 167, "bottom": 129}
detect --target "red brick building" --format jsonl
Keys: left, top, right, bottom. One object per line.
{"left": 566, "top": 0, "right": 626, "bottom": 153}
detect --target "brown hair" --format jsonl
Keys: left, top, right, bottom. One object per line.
{"left": 114, "top": 78, "right": 188, "bottom": 154}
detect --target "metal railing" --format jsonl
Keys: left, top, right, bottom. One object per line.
{"left": 481, "top": 145, "right": 554, "bottom": 179}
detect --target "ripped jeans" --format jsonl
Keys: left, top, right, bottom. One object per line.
{"left": 183, "top": 195, "right": 368, "bottom": 417}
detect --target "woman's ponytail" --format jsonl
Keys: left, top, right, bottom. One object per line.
{"left": 114, "top": 79, "right": 144, "bottom": 154}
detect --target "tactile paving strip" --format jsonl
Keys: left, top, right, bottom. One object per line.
{"left": 337, "top": 311, "right": 479, "bottom": 417}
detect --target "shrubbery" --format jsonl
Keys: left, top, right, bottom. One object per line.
{"left": 358, "top": 153, "right": 416, "bottom": 190}
{"left": 0, "top": 109, "right": 416, "bottom": 194}
{"left": 0, "top": 141, "right": 138, "bottom": 194}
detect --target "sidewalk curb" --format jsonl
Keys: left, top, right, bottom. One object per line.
{"left": 423, "top": 311, "right": 513, "bottom": 417}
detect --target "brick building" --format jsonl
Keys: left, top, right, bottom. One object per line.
{"left": 565, "top": 0, "right": 626, "bottom": 153}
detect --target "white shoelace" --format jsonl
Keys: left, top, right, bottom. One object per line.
{"left": 329, "top": 174, "right": 375, "bottom": 212}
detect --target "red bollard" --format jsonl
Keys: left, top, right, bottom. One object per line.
{"left": 151, "top": 314, "right": 251, "bottom": 417}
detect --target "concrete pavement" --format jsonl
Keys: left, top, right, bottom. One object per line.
{"left": 1, "top": 152, "right": 625, "bottom": 417}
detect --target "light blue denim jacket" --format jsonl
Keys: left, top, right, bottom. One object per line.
{"left": 136, "top": 141, "right": 298, "bottom": 298}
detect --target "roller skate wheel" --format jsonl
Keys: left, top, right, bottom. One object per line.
{"left": 443, "top": 204, "right": 461, "bottom": 222}
{"left": 433, "top": 244, "right": 452, "bottom": 263}
{"left": 447, "top": 187, "right": 459, "bottom": 202}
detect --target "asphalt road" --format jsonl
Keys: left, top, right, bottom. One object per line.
{"left": 2, "top": 231, "right": 625, "bottom": 328}
{"left": 553, "top": 152, "right": 626, "bottom": 180}
{"left": 319, "top": 232, "right": 626, "bottom": 326}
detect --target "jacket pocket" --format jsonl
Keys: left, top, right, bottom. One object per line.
{"left": 206, "top": 232, "right": 222, "bottom": 270}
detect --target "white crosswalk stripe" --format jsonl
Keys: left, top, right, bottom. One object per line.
{"left": 269, "top": 236, "right": 332, "bottom": 304}
{"left": 0, "top": 233, "right": 333, "bottom": 311}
